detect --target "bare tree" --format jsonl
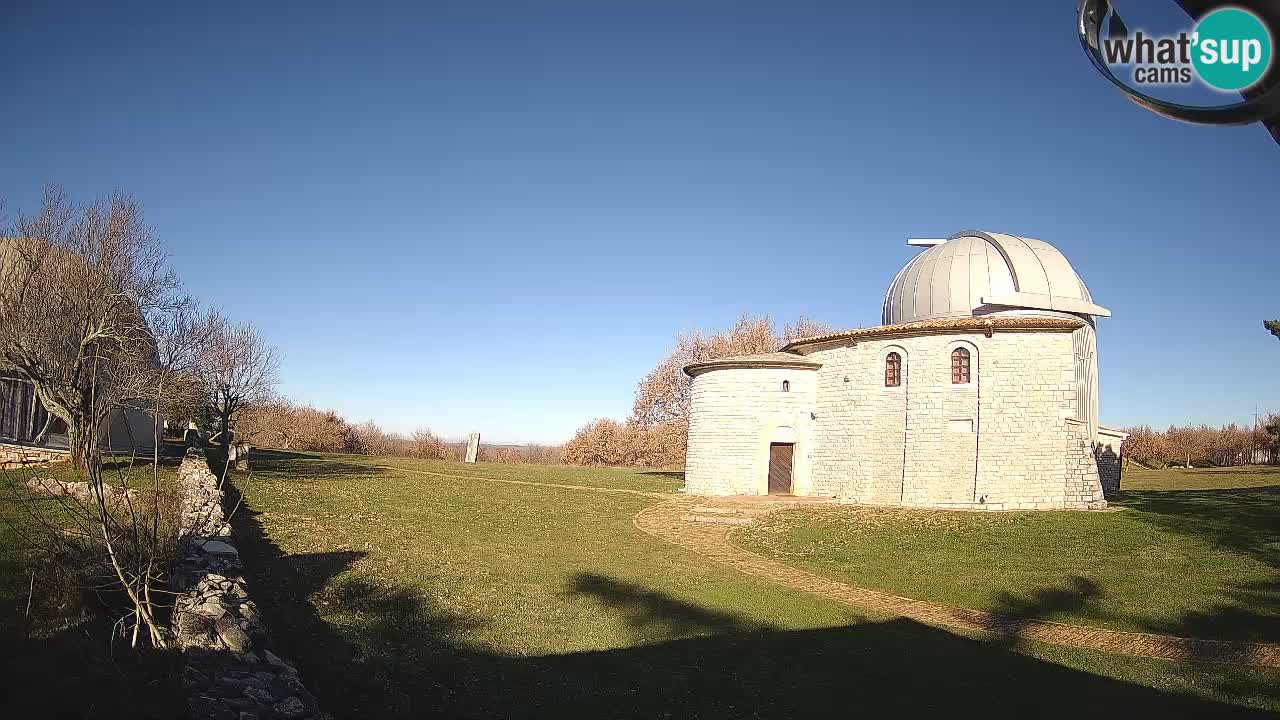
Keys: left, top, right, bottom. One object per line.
{"left": 614, "top": 314, "right": 834, "bottom": 466}
{"left": 1, "top": 299, "right": 219, "bottom": 650}
{"left": 0, "top": 186, "right": 178, "bottom": 469}
{"left": 199, "top": 318, "right": 279, "bottom": 451}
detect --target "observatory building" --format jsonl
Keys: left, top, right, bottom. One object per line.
{"left": 683, "top": 231, "right": 1125, "bottom": 510}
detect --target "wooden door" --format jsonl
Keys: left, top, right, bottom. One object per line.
{"left": 768, "top": 443, "right": 794, "bottom": 495}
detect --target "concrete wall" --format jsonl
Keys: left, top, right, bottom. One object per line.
{"left": 100, "top": 403, "right": 162, "bottom": 454}
{"left": 685, "top": 366, "right": 818, "bottom": 496}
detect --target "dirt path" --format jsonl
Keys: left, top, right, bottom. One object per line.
{"left": 633, "top": 497, "right": 1280, "bottom": 668}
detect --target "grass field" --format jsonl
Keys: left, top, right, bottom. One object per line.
{"left": 738, "top": 464, "right": 1280, "bottom": 646}
{"left": 224, "top": 451, "right": 1280, "bottom": 717}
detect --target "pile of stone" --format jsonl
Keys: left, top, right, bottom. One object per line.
{"left": 170, "top": 448, "right": 324, "bottom": 720}
{"left": 177, "top": 449, "right": 234, "bottom": 541}
{"left": 25, "top": 475, "right": 138, "bottom": 503}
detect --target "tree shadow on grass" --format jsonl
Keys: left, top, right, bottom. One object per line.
{"left": 1147, "top": 579, "right": 1280, "bottom": 647}
{"left": 567, "top": 572, "right": 774, "bottom": 635}
{"left": 984, "top": 575, "right": 1110, "bottom": 641}
{"left": 227, "top": 470, "right": 1274, "bottom": 720}
{"left": 1114, "top": 483, "right": 1280, "bottom": 567}
{"left": 0, "top": 529, "right": 182, "bottom": 719}
{"left": 1110, "top": 481, "right": 1280, "bottom": 649}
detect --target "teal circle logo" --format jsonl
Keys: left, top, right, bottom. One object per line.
{"left": 1191, "top": 7, "right": 1273, "bottom": 91}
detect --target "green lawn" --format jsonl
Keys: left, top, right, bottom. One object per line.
{"left": 738, "top": 464, "right": 1280, "bottom": 647}
{"left": 229, "top": 451, "right": 1280, "bottom": 718}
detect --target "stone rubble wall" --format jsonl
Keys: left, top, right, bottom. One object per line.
{"left": 170, "top": 448, "right": 325, "bottom": 720}
{"left": 0, "top": 443, "right": 69, "bottom": 469}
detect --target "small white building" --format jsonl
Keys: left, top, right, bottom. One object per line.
{"left": 683, "top": 231, "right": 1125, "bottom": 510}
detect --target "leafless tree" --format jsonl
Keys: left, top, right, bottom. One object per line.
{"left": 199, "top": 317, "right": 279, "bottom": 451}
{"left": 410, "top": 427, "right": 450, "bottom": 459}
{"left": 601, "top": 313, "right": 834, "bottom": 467}
{"left": 0, "top": 186, "right": 179, "bottom": 469}
{"left": 1, "top": 300, "right": 220, "bottom": 650}
{"left": 237, "top": 400, "right": 350, "bottom": 452}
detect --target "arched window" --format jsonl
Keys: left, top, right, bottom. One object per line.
{"left": 781, "top": 380, "right": 790, "bottom": 392}
{"left": 884, "top": 352, "right": 901, "bottom": 387}
{"left": 951, "top": 347, "right": 971, "bottom": 384}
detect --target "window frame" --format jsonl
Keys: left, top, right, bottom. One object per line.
{"left": 884, "top": 352, "right": 902, "bottom": 387}
{"left": 950, "top": 347, "right": 971, "bottom": 385}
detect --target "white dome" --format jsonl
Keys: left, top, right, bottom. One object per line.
{"left": 882, "top": 231, "right": 1109, "bottom": 325}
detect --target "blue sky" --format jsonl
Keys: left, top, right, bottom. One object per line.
{"left": 4, "top": 1, "right": 1277, "bottom": 443}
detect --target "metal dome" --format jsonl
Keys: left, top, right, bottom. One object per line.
{"left": 881, "top": 231, "right": 1110, "bottom": 325}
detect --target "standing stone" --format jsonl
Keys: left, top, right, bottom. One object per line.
{"left": 464, "top": 432, "right": 480, "bottom": 464}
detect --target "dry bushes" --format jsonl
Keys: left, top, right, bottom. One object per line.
{"left": 238, "top": 402, "right": 562, "bottom": 464}
{"left": 237, "top": 402, "right": 351, "bottom": 452}
{"left": 561, "top": 419, "right": 686, "bottom": 468}
{"left": 1123, "top": 417, "right": 1279, "bottom": 468}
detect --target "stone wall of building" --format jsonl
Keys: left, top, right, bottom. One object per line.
{"left": 170, "top": 449, "right": 325, "bottom": 720}
{"left": 682, "top": 327, "right": 1111, "bottom": 510}
{"left": 685, "top": 366, "right": 818, "bottom": 495}
{"left": 804, "top": 329, "right": 1106, "bottom": 509}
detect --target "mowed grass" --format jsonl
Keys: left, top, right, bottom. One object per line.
{"left": 234, "top": 451, "right": 1280, "bottom": 717}
{"left": 738, "top": 464, "right": 1280, "bottom": 647}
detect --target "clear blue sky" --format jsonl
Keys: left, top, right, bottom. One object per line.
{"left": 4, "top": 1, "right": 1277, "bottom": 443}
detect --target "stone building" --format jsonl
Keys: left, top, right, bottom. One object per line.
{"left": 683, "top": 231, "right": 1126, "bottom": 510}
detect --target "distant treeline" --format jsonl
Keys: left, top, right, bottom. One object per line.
{"left": 235, "top": 401, "right": 563, "bottom": 465}
{"left": 1123, "top": 415, "right": 1280, "bottom": 469}
{"left": 235, "top": 400, "right": 1280, "bottom": 471}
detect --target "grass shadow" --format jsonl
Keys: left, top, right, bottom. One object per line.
{"left": 227, "top": 488, "right": 1275, "bottom": 720}
{"left": 639, "top": 470, "right": 685, "bottom": 481}
{"left": 0, "top": 620, "right": 183, "bottom": 719}
{"left": 1111, "top": 478, "right": 1280, "bottom": 649}
{"left": 222, "top": 448, "right": 394, "bottom": 483}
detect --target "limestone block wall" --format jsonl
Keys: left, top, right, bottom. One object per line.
{"left": 685, "top": 366, "right": 817, "bottom": 495}
{"left": 803, "top": 342, "right": 910, "bottom": 503}
{"left": 971, "top": 331, "right": 1086, "bottom": 509}
{"left": 805, "top": 329, "right": 1104, "bottom": 509}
